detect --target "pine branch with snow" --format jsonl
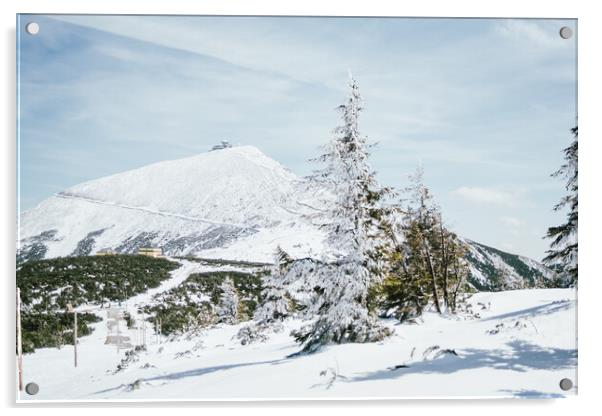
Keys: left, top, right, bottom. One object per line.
{"left": 544, "top": 126, "right": 578, "bottom": 285}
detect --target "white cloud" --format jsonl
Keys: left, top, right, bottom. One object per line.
{"left": 494, "top": 19, "right": 572, "bottom": 50}
{"left": 451, "top": 187, "right": 523, "bottom": 206}
{"left": 499, "top": 216, "right": 524, "bottom": 227}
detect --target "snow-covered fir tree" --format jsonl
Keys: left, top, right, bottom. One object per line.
{"left": 544, "top": 126, "right": 578, "bottom": 286}
{"left": 293, "top": 76, "right": 391, "bottom": 353}
{"left": 216, "top": 277, "right": 240, "bottom": 324}
{"left": 253, "top": 246, "right": 292, "bottom": 325}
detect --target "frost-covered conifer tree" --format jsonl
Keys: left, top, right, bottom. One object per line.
{"left": 216, "top": 277, "right": 239, "bottom": 325}
{"left": 544, "top": 126, "right": 578, "bottom": 286}
{"left": 294, "top": 76, "right": 391, "bottom": 353}
{"left": 254, "top": 247, "right": 292, "bottom": 325}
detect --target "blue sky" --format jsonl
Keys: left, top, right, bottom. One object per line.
{"left": 17, "top": 15, "right": 577, "bottom": 260}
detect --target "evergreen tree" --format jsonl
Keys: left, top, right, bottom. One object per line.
{"left": 294, "top": 76, "right": 391, "bottom": 353}
{"left": 437, "top": 224, "right": 470, "bottom": 312}
{"left": 544, "top": 126, "right": 578, "bottom": 285}
{"left": 216, "top": 277, "right": 240, "bottom": 324}
{"left": 384, "top": 167, "right": 470, "bottom": 316}
{"left": 254, "top": 247, "right": 292, "bottom": 325}
{"left": 378, "top": 202, "right": 430, "bottom": 321}
{"left": 403, "top": 167, "right": 444, "bottom": 313}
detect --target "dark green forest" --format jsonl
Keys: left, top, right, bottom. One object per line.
{"left": 17, "top": 255, "right": 179, "bottom": 352}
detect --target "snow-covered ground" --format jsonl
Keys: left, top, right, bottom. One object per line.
{"left": 18, "top": 261, "right": 577, "bottom": 401}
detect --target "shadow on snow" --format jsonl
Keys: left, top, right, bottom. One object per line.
{"left": 349, "top": 340, "right": 577, "bottom": 383}
{"left": 498, "top": 389, "right": 566, "bottom": 399}
{"left": 92, "top": 358, "right": 289, "bottom": 395}
{"left": 481, "top": 299, "right": 573, "bottom": 322}
{"left": 92, "top": 337, "right": 576, "bottom": 396}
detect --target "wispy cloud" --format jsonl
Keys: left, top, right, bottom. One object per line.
{"left": 451, "top": 187, "right": 525, "bottom": 206}
{"left": 494, "top": 19, "right": 570, "bottom": 50}
{"left": 499, "top": 216, "right": 524, "bottom": 227}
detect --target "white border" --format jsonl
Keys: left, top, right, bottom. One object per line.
{"left": 2, "top": 0, "right": 600, "bottom": 414}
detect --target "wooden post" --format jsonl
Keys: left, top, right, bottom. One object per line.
{"left": 67, "top": 303, "right": 78, "bottom": 368}
{"left": 142, "top": 315, "right": 146, "bottom": 347}
{"left": 116, "top": 311, "right": 121, "bottom": 354}
{"left": 73, "top": 310, "right": 78, "bottom": 368}
{"left": 16, "top": 288, "right": 23, "bottom": 391}
{"left": 155, "top": 318, "right": 159, "bottom": 345}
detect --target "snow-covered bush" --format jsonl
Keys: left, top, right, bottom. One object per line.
{"left": 235, "top": 323, "right": 269, "bottom": 345}
{"left": 216, "top": 277, "right": 240, "bottom": 324}
{"left": 253, "top": 247, "right": 293, "bottom": 326}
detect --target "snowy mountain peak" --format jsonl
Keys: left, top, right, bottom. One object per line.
{"left": 57, "top": 145, "right": 301, "bottom": 225}
{"left": 19, "top": 145, "right": 320, "bottom": 261}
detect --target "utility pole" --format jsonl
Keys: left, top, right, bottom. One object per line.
{"left": 16, "top": 288, "right": 23, "bottom": 392}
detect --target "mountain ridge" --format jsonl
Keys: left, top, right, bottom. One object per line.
{"left": 18, "top": 145, "right": 555, "bottom": 289}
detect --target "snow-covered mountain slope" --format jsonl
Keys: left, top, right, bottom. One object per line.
{"left": 463, "top": 240, "right": 555, "bottom": 290}
{"left": 20, "top": 287, "right": 577, "bottom": 400}
{"left": 18, "top": 146, "right": 324, "bottom": 262}
{"left": 18, "top": 145, "right": 553, "bottom": 288}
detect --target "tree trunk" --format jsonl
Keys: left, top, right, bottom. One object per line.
{"left": 451, "top": 259, "right": 464, "bottom": 312}
{"left": 422, "top": 239, "right": 442, "bottom": 314}
{"left": 440, "top": 222, "right": 450, "bottom": 310}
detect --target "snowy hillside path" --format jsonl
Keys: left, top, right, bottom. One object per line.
{"left": 55, "top": 193, "right": 258, "bottom": 231}
{"left": 125, "top": 259, "right": 199, "bottom": 311}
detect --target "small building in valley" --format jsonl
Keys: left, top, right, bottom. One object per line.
{"left": 137, "top": 247, "right": 163, "bottom": 258}
{"left": 96, "top": 248, "right": 117, "bottom": 256}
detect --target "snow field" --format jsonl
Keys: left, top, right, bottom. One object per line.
{"left": 20, "top": 284, "right": 576, "bottom": 400}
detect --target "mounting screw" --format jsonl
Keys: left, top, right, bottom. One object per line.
{"left": 25, "top": 22, "right": 39, "bottom": 35}
{"left": 25, "top": 382, "right": 39, "bottom": 395}
{"left": 559, "top": 378, "right": 573, "bottom": 391}
{"left": 559, "top": 26, "right": 573, "bottom": 39}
